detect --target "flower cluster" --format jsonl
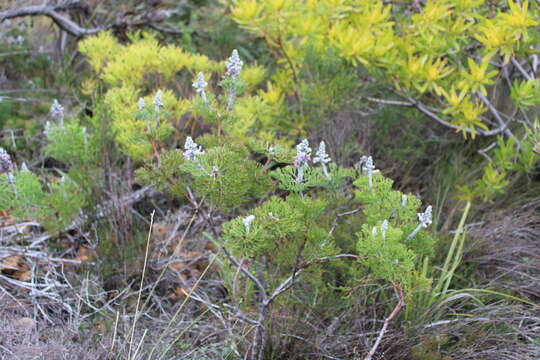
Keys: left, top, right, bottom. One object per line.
{"left": 192, "top": 72, "right": 208, "bottom": 103}
{"left": 182, "top": 137, "right": 221, "bottom": 177}
{"left": 407, "top": 205, "right": 433, "bottom": 240}
{"left": 313, "top": 141, "right": 331, "bottom": 178}
{"left": 294, "top": 139, "right": 312, "bottom": 167}
{"left": 294, "top": 139, "right": 311, "bottom": 184}
{"left": 183, "top": 136, "right": 205, "bottom": 161}
{"left": 372, "top": 219, "right": 389, "bottom": 240}
{"left": 225, "top": 49, "right": 243, "bottom": 78}
{"left": 153, "top": 90, "right": 164, "bottom": 110}
{"left": 361, "top": 155, "right": 375, "bottom": 174}
{"left": 138, "top": 97, "right": 146, "bottom": 111}
{"left": 50, "top": 99, "right": 65, "bottom": 124}
{"left": 360, "top": 155, "right": 377, "bottom": 190}
{"left": 381, "top": 219, "right": 389, "bottom": 240}
{"left": 418, "top": 205, "right": 433, "bottom": 228}
{"left": 401, "top": 194, "right": 408, "bottom": 207}
{"left": 0, "top": 147, "right": 13, "bottom": 174}
{"left": 243, "top": 215, "right": 255, "bottom": 234}
{"left": 313, "top": 141, "right": 331, "bottom": 164}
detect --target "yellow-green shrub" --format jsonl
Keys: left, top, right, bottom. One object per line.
{"left": 78, "top": 32, "right": 287, "bottom": 161}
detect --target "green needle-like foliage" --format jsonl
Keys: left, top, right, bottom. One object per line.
{"left": 45, "top": 121, "right": 99, "bottom": 166}
{"left": 0, "top": 170, "right": 86, "bottom": 232}
{"left": 223, "top": 196, "right": 336, "bottom": 271}
{"left": 356, "top": 222, "right": 419, "bottom": 290}
{"left": 180, "top": 144, "right": 274, "bottom": 211}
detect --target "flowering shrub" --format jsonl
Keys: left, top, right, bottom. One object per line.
{"left": 0, "top": 99, "right": 90, "bottom": 232}
{"left": 228, "top": 0, "right": 540, "bottom": 200}
{"left": 0, "top": 151, "right": 86, "bottom": 232}
{"left": 77, "top": 32, "right": 286, "bottom": 161}
{"left": 1, "top": 3, "right": 538, "bottom": 357}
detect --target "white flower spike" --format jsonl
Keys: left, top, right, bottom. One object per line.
{"left": 418, "top": 205, "right": 433, "bottom": 228}
{"left": 0, "top": 147, "right": 13, "bottom": 174}
{"left": 314, "top": 141, "right": 331, "bottom": 178}
{"left": 294, "top": 139, "right": 311, "bottom": 183}
{"left": 361, "top": 155, "right": 376, "bottom": 191}
{"left": 153, "top": 90, "right": 164, "bottom": 110}
{"left": 183, "top": 136, "right": 205, "bottom": 161}
{"left": 381, "top": 220, "right": 388, "bottom": 240}
{"left": 294, "top": 139, "right": 311, "bottom": 167}
{"left": 192, "top": 72, "right": 208, "bottom": 103}
{"left": 225, "top": 49, "right": 243, "bottom": 78}
{"left": 407, "top": 205, "right": 433, "bottom": 240}
{"left": 50, "top": 99, "right": 65, "bottom": 125}
{"left": 243, "top": 215, "right": 255, "bottom": 234}
{"left": 138, "top": 97, "right": 146, "bottom": 111}
{"left": 401, "top": 194, "right": 408, "bottom": 207}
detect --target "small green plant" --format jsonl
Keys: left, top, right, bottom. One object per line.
{"left": 0, "top": 99, "right": 103, "bottom": 233}
{"left": 0, "top": 155, "right": 86, "bottom": 233}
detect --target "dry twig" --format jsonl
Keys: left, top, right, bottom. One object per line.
{"left": 363, "top": 284, "right": 405, "bottom": 360}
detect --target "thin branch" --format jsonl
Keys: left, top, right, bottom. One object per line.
{"left": 222, "top": 304, "right": 259, "bottom": 325}
{"left": 328, "top": 207, "right": 362, "bottom": 237}
{"left": 268, "top": 254, "right": 359, "bottom": 305}
{"left": 147, "top": 23, "right": 183, "bottom": 34}
{"left": 477, "top": 141, "right": 497, "bottom": 162}
{"left": 216, "top": 241, "right": 359, "bottom": 360}
{"left": 364, "top": 285, "right": 405, "bottom": 360}
{"left": 0, "top": 247, "right": 86, "bottom": 264}
{"left": 0, "top": 185, "right": 156, "bottom": 247}
{"left": 511, "top": 58, "right": 534, "bottom": 81}
{"left": 337, "top": 208, "right": 362, "bottom": 217}
{"left": 409, "top": 96, "right": 506, "bottom": 136}
{"left": 366, "top": 97, "right": 414, "bottom": 107}
{"left": 127, "top": 210, "right": 154, "bottom": 359}
{"left": 219, "top": 245, "right": 268, "bottom": 303}
{"left": 476, "top": 91, "right": 516, "bottom": 140}
{"left": 366, "top": 95, "right": 507, "bottom": 137}
{"left": 367, "top": 94, "right": 467, "bottom": 132}
{"left": 0, "top": 4, "right": 111, "bottom": 37}
{"left": 0, "top": 3, "right": 183, "bottom": 38}
{"left": 0, "top": 50, "right": 54, "bottom": 57}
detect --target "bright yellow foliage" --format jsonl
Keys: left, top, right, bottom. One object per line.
{"left": 227, "top": 0, "right": 539, "bottom": 137}
{"left": 78, "top": 31, "right": 121, "bottom": 73}
{"left": 79, "top": 31, "right": 286, "bottom": 160}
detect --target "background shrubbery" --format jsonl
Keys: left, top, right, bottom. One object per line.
{"left": 1, "top": 1, "right": 539, "bottom": 359}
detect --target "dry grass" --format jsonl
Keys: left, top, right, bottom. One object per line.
{"left": 0, "top": 204, "right": 237, "bottom": 360}
{"left": 470, "top": 198, "right": 540, "bottom": 299}
{"left": 2, "top": 195, "right": 540, "bottom": 360}
{"left": 0, "top": 310, "right": 108, "bottom": 360}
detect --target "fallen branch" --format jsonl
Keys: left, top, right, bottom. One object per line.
{"left": 0, "top": 246, "right": 86, "bottom": 264}
{"left": 0, "top": 185, "right": 156, "bottom": 247}
{"left": 0, "top": 3, "right": 182, "bottom": 38}
{"left": 1, "top": 3, "right": 111, "bottom": 37}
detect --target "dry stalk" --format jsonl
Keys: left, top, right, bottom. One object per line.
{"left": 127, "top": 210, "right": 155, "bottom": 359}
{"left": 363, "top": 284, "right": 405, "bottom": 360}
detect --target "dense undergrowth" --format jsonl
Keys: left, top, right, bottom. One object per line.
{"left": 1, "top": 1, "right": 540, "bottom": 359}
